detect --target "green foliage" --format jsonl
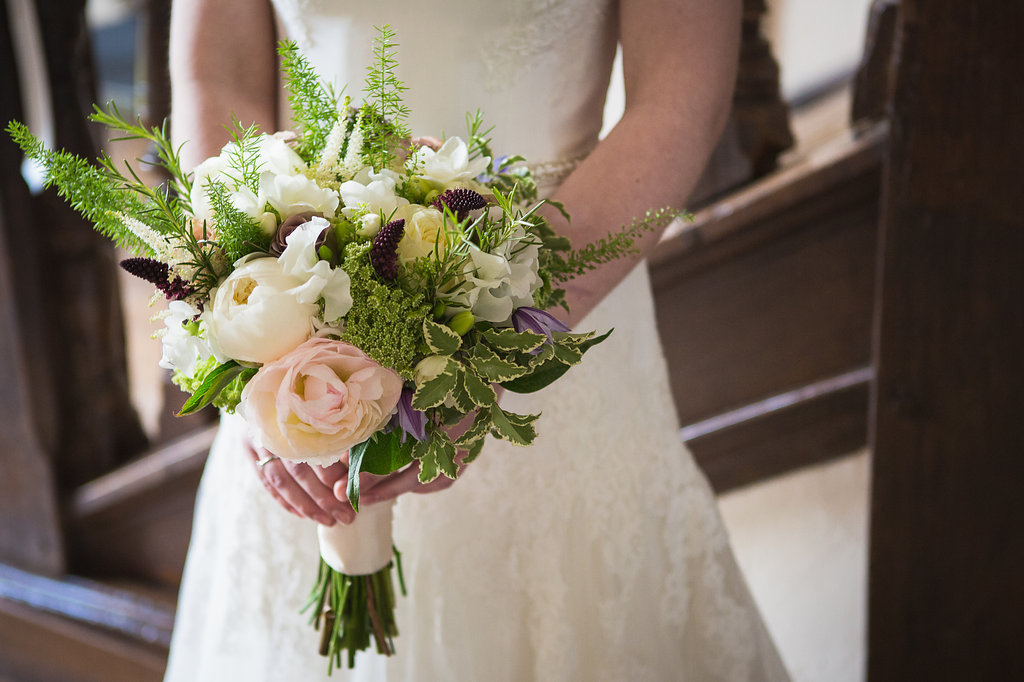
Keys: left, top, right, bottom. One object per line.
{"left": 173, "top": 358, "right": 256, "bottom": 415}
{"left": 278, "top": 40, "right": 343, "bottom": 162}
{"left": 205, "top": 179, "right": 271, "bottom": 262}
{"left": 8, "top": 120, "right": 159, "bottom": 256}
{"left": 500, "top": 329, "right": 612, "bottom": 394}
{"left": 340, "top": 241, "right": 430, "bottom": 378}
{"left": 423, "top": 318, "right": 462, "bottom": 355}
{"left": 547, "top": 207, "right": 683, "bottom": 283}
{"left": 90, "top": 102, "right": 194, "bottom": 217}
{"left": 221, "top": 121, "right": 263, "bottom": 194}
{"left": 361, "top": 25, "right": 411, "bottom": 171}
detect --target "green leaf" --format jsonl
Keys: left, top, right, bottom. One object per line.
{"left": 469, "top": 345, "right": 528, "bottom": 382}
{"left": 345, "top": 439, "right": 372, "bottom": 511}
{"left": 423, "top": 318, "right": 462, "bottom": 355}
{"left": 463, "top": 437, "right": 485, "bottom": 464}
{"left": 462, "top": 368, "right": 497, "bottom": 407}
{"left": 453, "top": 409, "right": 492, "bottom": 447}
{"left": 346, "top": 430, "right": 416, "bottom": 510}
{"left": 360, "top": 431, "right": 415, "bottom": 476}
{"left": 500, "top": 329, "right": 612, "bottom": 394}
{"left": 552, "top": 343, "right": 583, "bottom": 366}
{"left": 482, "top": 327, "right": 545, "bottom": 353}
{"left": 489, "top": 404, "right": 537, "bottom": 446}
{"left": 177, "top": 361, "right": 243, "bottom": 416}
{"left": 449, "top": 366, "right": 476, "bottom": 413}
{"left": 411, "top": 358, "right": 459, "bottom": 410}
{"left": 551, "top": 330, "right": 596, "bottom": 347}
{"left": 431, "top": 432, "right": 459, "bottom": 480}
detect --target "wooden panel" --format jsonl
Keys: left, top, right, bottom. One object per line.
{"left": 651, "top": 124, "right": 885, "bottom": 428}
{"left": 687, "top": 368, "right": 871, "bottom": 492}
{"left": 67, "top": 427, "right": 215, "bottom": 586}
{"left": 867, "top": 1, "right": 1024, "bottom": 679}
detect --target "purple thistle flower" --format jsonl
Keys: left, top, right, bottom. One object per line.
{"left": 371, "top": 218, "right": 405, "bottom": 280}
{"left": 390, "top": 386, "right": 427, "bottom": 443}
{"left": 512, "top": 307, "right": 570, "bottom": 346}
{"left": 120, "top": 257, "right": 194, "bottom": 301}
{"left": 432, "top": 188, "right": 487, "bottom": 221}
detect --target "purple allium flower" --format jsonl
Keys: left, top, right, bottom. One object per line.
{"left": 432, "top": 188, "right": 487, "bottom": 221}
{"left": 120, "top": 257, "right": 194, "bottom": 301}
{"left": 512, "top": 307, "right": 570, "bottom": 345}
{"left": 371, "top": 218, "right": 405, "bottom": 280}
{"left": 390, "top": 386, "right": 427, "bottom": 443}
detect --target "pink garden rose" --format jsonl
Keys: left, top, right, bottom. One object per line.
{"left": 240, "top": 338, "right": 403, "bottom": 465}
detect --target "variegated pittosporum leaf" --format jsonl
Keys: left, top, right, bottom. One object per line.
{"left": 489, "top": 403, "right": 538, "bottom": 446}
{"left": 469, "top": 345, "right": 529, "bottom": 382}
{"left": 411, "top": 357, "right": 461, "bottom": 410}
{"left": 423, "top": 318, "right": 462, "bottom": 355}
{"left": 482, "top": 327, "right": 545, "bottom": 353}
{"left": 500, "top": 328, "right": 613, "bottom": 394}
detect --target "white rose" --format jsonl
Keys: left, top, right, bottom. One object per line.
{"left": 396, "top": 205, "right": 448, "bottom": 264}
{"left": 410, "top": 137, "right": 490, "bottom": 188}
{"left": 206, "top": 256, "right": 319, "bottom": 364}
{"left": 264, "top": 173, "right": 340, "bottom": 220}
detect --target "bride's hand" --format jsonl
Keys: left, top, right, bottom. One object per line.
{"left": 246, "top": 438, "right": 356, "bottom": 526}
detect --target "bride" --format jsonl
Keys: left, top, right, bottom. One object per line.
{"left": 164, "top": 0, "right": 790, "bottom": 679}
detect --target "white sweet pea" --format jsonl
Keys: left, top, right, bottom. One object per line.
{"left": 439, "top": 227, "right": 542, "bottom": 324}
{"left": 157, "top": 301, "right": 220, "bottom": 378}
{"left": 264, "top": 173, "right": 340, "bottom": 220}
{"left": 277, "top": 217, "right": 353, "bottom": 321}
{"left": 442, "top": 247, "right": 514, "bottom": 323}
{"left": 410, "top": 137, "right": 490, "bottom": 188}
{"left": 188, "top": 133, "right": 311, "bottom": 233}
{"left": 339, "top": 168, "right": 407, "bottom": 223}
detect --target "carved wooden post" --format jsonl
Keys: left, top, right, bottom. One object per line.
{"left": 27, "top": 0, "right": 148, "bottom": 489}
{"left": 0, "top": 0, "right": 64, "bottom": 575}
{"left": 868, "top": 1, "right": 1024, "bottom": 678}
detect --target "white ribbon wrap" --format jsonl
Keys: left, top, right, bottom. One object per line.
{"left": 317, "top": 500, "right": 395, "bottom": 575}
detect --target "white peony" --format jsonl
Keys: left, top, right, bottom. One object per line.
{"left": 205, "top": 256, "right": 319, "bottom": 364}
{"left": 205, "top": 219, "right": 352, "bottom": 364}
{"left": 409, "top": 137, "right": 490, "bottom": 188}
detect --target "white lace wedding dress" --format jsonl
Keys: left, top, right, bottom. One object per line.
{"left": 164, "top": 1, "right": 790, "bottom": 680}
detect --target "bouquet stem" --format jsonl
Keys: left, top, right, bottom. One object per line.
{"left": 304, "top": 548, "right": 406, "bottom": 672}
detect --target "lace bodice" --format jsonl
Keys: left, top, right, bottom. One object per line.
{"left": 272, "top": 0, "right": 617, "bottom": 169}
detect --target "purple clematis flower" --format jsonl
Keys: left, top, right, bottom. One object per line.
{"left": 512, "top": 307, "right": 570, "bottom": 345}
{"left": 390, "top": 386, "right": 428, "bottom": 443}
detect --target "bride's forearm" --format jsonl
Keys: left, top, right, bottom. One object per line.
{"left": 169, "top": 0, "right": 279, "bottom": 168}
{"left": 550, "top": 0, "right": 741, "bottom": 327}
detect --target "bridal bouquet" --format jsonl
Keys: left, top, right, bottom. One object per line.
{"left": 8, "top": 27, "right": 673, "bottom": 671}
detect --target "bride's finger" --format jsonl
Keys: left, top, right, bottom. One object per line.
{"left": 311, "top": 458, "right": 347, "bottom": 488}
{"left": 261, "top": 460, "right": 337, "bottom": 526}
{"left": 358, "top": 465, "right": 453, "bottom": 505}
{"left": 283, "top": 461, "right": 355, "bottom": 525}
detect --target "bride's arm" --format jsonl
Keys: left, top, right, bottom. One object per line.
{"left": 169, "top": 0, "right": 279, "bottom": 166}
{"left": 359, "top": 0, "right": 742, "bottom": 504}
{"left": 170, "top": 0, "right": 356, "bottom": 526}
{"left": 554, "top": 0, "right": 741, "bottom": 327}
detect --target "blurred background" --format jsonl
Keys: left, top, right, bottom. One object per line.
{"left": 2, "top": 1, "right": 1019, "bottom": 681}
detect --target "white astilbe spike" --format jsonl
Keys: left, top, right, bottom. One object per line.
{"left": 339, "top": 117, "right": 365, "bottom": 179}
{"left": 119, "top": 212, "right": 173, "bottom": 262}
{"left": 317, "top": 115, "right": 346, "bottom": 177}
